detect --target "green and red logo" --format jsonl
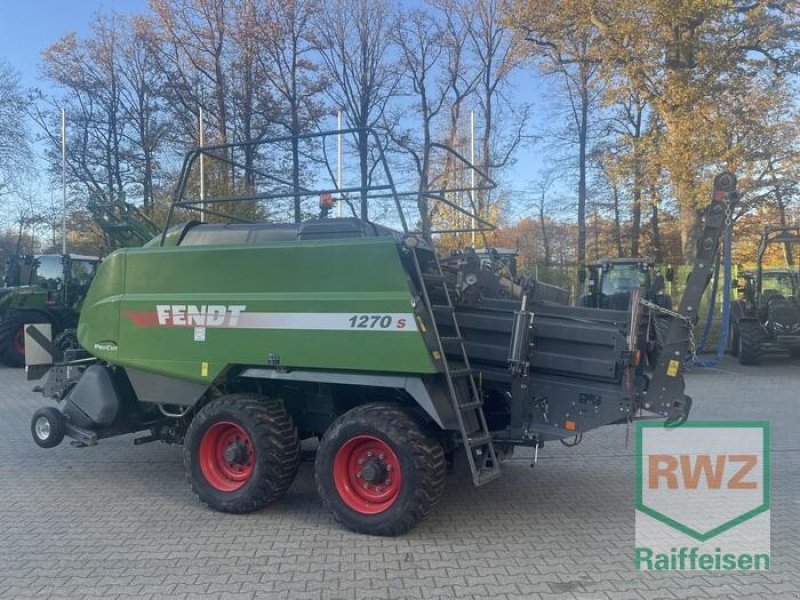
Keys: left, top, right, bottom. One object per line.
{"left": 635, "top": 421, "right": 770, "bottom": 570}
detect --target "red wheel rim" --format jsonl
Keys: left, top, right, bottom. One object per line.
{"left": 13, "top": 326, "right": 25, "bottom": 358}
{"left": 198, "top": 421, "right": 255, "bottom": 492}
{"left": 333, "top": 434, "right": 402, "bottom": 515}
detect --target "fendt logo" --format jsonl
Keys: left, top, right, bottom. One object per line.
{"left": 635, "top": 422, "right": 770, "bottom": 571}
{"left": 156, "top": 305, "right": 246, "bottom": 327}
{"left": 125, "top": 305, "right": 247, "bottom": 328}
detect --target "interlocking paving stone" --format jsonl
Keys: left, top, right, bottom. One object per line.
{"left": 0, "top": 356, "right": 798, "bottom": 599}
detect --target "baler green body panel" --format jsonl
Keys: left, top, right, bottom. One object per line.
{"left": 78, "top": 236, "right": 436, "bottom": 384}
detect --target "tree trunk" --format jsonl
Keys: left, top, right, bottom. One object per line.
{"left": 629, "top": 102, "right": 643, "bottom": 257}
{"left": 630, "top": 185, "right": 642, "bottom": 257}
{"left": 292, "top": 133, "right": 301, "bottom": 223}
{"left": 775, "top": 184, "right": 794, "bottom": 266}
{"left": 650, "top": 185, "right": 663, "bottom": 263}
{"left": 576, "top": 79, "right": 588, "bottom": 282}
{"left": 358, "top": 126, "right": 369, "bottom": 220}
{"left": 679, "top": 204, "right": 704, "bottom": 264}
{"left": 538, "top": 201, "right": 551, "bottom": 267}
{"left": 291, "top": 93, "right": 301, "bottom": 222}
{"left": 417, "top": 89, "right": 433, "bottom": 241}
{"left": 481, "top": 78, "right": 492, "bottom": 220}
{"left": 612, "top": 183, "right": 623, "bottom": 257}
{"left": 143, "top": 148, "right": 153, "bottom": 208}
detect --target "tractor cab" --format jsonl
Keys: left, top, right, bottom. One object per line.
{"left": 29, "top": 254, "right": 100, "bottom": 307}
{"left": 739, "top": 268, "right": 799, "bottom": 327}
{"left": 758, "top": 270, "right": 798, "bottom": 301}
{"left": 579, "top": 257, "right": 672, "bottom": 310}
{"left": 2, "top": 254, "right": 99, "bottom": 299}
{"left": 730, "top": 225, "right": 800, "bottom": 364}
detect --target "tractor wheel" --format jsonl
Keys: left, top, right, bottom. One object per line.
{"left": 184, "top": 394, "right": 300, "bottom": 514}
{"left": 737, "top": 321, "right": 764, "bottom": 366}
{"left": 315, "top": 403, "right": 446, "bottom": 536}
{"left": 31, "top": 407, "right": 66, "bottom": 449}
{"left": 727, "top": 321, "right": 740, "bottom": 357}
{"left": 0, "top": 314, "right": 29, "bottom": 367}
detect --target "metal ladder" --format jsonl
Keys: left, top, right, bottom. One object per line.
{"left": 410, "top": 247, "right": 501, "bottom": 486}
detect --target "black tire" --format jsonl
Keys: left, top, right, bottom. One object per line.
{"left": 315, "top": 403, "right": 446, "bottom": 536}
{"left": 738, "top": 321, "right": 763, "bottom": 366}
{"left": 0, "top": 313, "right": 30, "bottom": 367}
{"left": 727, "top": 321, "right": 740, "bottom": 357}
{"left": 31, "top": 407, "right": 66, "bottom": 449}
{"left": 0, "top": 311, "right": 59, "bottom": 368}
{"left": 184, "top": 394, "right": 300, "bottom": 514}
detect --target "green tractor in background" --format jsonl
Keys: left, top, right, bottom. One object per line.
{"left": 728, "top": 225, "right": 800, "bottom": 365}
{"left": 0, "top": 253, "right": 100, "bottom": 366}
{"left": 578, "top": 257, "right": 674, "bottom": 365}
{"left": 0, "top": 198, "right": 160, "bottom": 367}
{"left": 578, "top": 257, "right": 673, "bottom": 310}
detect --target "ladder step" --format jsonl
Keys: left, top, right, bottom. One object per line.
{"left": 458, "top": 399, "right": 483, "bottom": 410}
{"left": 430, "top": 304, "right": 455, "bottom": 313}
{"left": 440, "top": 336, "right": 464, "bottom": 346}
{"left": 422, "top": 272, "right": 445, "bottom": 281}
{"left": 449, "top": 367, "right": 473, "bottom": 379}
{"left": 467, "top": 433, "right": 492, "bottom": 448}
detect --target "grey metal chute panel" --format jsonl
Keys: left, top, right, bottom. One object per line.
{"left": 440, "top": 302, "right": 629, "bottom": 384}
{"left": 63, "top": 365, "right": 121, "bottom": 427}
{"left": 126, "top": 368, "right": 208, "bottom": 407}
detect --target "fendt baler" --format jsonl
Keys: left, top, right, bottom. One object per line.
{"left": 28, "top": 130, "right": 736, "bottom": 535}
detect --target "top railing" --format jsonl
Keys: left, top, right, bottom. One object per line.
{"left": 161, "top": 127, "right": 496, "bottom": 245}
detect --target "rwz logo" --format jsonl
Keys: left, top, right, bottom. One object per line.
{"left": 648, "top": 453, "right": 758, "bottom": 490}
{"left": 635, "top": 422, "right": 770, "bottom": 571}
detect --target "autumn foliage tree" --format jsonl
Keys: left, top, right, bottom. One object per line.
{"left": 588, "top": 0, "right": 800, "bottom": 261}
{"left": 4, "top": 0, "right": 796, "bottom": 270}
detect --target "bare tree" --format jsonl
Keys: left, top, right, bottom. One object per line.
{"left": 530, "top": 172, "right": 557, "bottom": 267}
{"left": 464, "top": 0, "right": 525, "bottom": 218}
{"left": 316, "top": 0, "right": 399, "bottom": 219}
{"left": 511, "top": 0, "right": 602, "bottom": 280}
{"left": 431, "top": 0, "right": 480, "bottom": 185}
{"left": 35, "top": 16, "right": 128, "bottom": 202}
{"left": 148, "top": 0, "right": 230, "bottom": 148}
{"left": 250, "top": 0, "right": 325, "bottom": 222}
{"left": 593, "top": 155, "right": 625, "bottom": 258}
{"left": 0, "top": 60, "right": 31, "bottom": 198}
{"left": 392, "top": 7, "right": 451, "bottom": 240}
{"left": 33, "top": 14, "right": 170, "bottom": 208}
{"left": 117, "top": 16, "right": 170, "bottom": 207}
{"left": 600, "top": 91, "right": 649, "bottom": 256}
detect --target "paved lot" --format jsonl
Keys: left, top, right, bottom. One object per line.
{"left": 0, "top": 356, "right": 798, "bottom": 600}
